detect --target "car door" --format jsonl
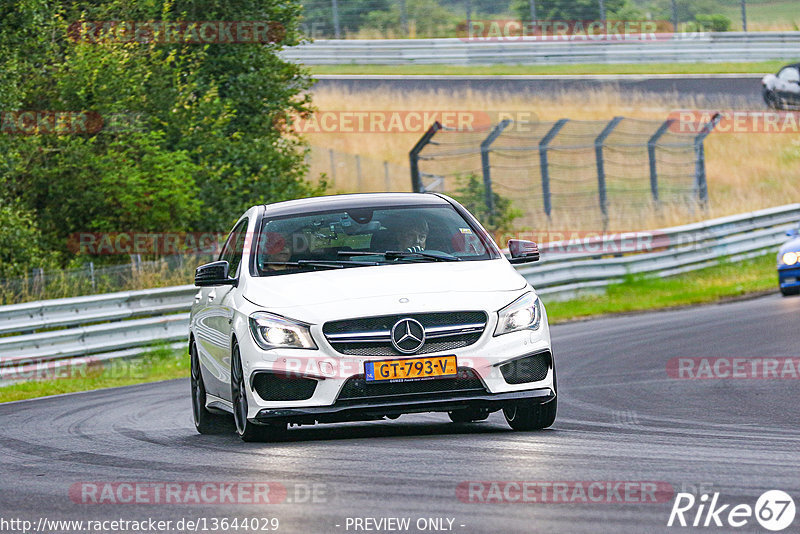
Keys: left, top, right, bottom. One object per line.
{"left": 193, "top": 218, "right": 248, "bottom": 398}
{"left": 775, "top": 66, "right": 800, "bottom": 105}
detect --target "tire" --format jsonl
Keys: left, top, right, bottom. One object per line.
{"left": 503, "top": 368, "right": 557, "bottom": 431}
{"left": 763, "top": 90, "right": 782, "bottom": 110}
{"left": 190, "top": 343, "right": 233, "bottom": 434}
{"left": 448, "top": 408, "right": 490, "bottom": 423}
{"left": 231, "top": 343, "right": 287, "bottom": 442}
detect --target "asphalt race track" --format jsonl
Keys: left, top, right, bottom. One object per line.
{"left": 1, "top": 293, "right": 799, "bottom": 533}
{"left": 314, "top": 74, "right": 766, "bottom": 107}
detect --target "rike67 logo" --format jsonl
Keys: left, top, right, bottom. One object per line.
{"left": 668, "top": 490, "right": 796, "bottom": 531}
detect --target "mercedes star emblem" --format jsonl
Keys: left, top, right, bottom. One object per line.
{"left": 390, "top": 318, "right": 426, "bottom": 354}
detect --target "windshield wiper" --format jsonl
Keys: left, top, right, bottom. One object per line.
{"left": 338, "top": 250, "right": 460, "bottom": 262}
{"left": 262, "top": 259, "right": 380, "bottom": 271}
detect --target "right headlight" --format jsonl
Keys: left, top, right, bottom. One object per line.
{"left": 494, "top": 292, "right": 541, "bottom": 336}
{"left": 782, "top": 252, "right": 798, "bottom": 266}
{"left": 249, "top": 312, "right": 317, "bottom": 350}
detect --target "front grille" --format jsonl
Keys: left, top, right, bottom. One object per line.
{"left": 499, "top": 351, "right": 551, "bottom": 384}
{"left": 323, "top": 311, "right": 487, "bottom": 356}
{"left": 252, "top": 372, "right": 318, "bottom": 401}
{"left": 336, "top": 367, "right": 486, "bottom": 404}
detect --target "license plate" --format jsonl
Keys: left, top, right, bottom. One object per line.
{"left": 785, "top": 277, "right": 797, "bottom": 283}
{"left": 364, "top": 355, "right": 457, "bottom": 382}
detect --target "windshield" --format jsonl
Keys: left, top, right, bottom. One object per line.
{"left": 254, "top": 204, "right": 496, "bottom": 276}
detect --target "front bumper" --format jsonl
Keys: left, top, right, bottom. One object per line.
{"left": 778, "top": 265, "right": 800, "bottom": 290}
{"left": 254, "top": 387, "right": 555, "bottom": 424}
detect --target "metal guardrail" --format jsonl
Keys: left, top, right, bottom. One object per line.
{"left": 1, "top": 204, "right": 797, "bottom": 384}
{"left": 281, "top": 31, "right": 800, "bottom": 65}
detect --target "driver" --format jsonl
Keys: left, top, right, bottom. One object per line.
{"left": 392, "top": 217, "right": 429, "bottom": 252}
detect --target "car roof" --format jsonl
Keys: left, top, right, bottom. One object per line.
{"left": 262, "top": 192, "right": 451, "bottom": 217}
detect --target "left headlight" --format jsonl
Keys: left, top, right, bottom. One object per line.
{"left": 249, "top": 312, "right": 317, "bottom": 350}
{"left": 494, "top": 292, "right": 541, "bottom": 336}
{"left": 782, "top": 252, "right": 798, "bottom": 266}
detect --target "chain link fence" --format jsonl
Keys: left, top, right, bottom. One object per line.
{"left": 307, "top": 146, "right": 411, "bottom": 192}
{"left": 410, "top": 115, "right": 719, "bottom": 230}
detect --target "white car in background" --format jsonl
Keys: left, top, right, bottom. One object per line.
{"left": 762, "top": 63, "right": 800, "bottom": 110}
{"left": 189, "top": 193, "right": 555, "bottom": 441}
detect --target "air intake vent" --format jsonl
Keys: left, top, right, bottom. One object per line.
{"left": 499, "top": 352, "right": 551, "bottom": 384}
{"left": 252, "top": 372, "right": 317, "bottom": 401}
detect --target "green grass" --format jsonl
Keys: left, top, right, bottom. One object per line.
{"left": 0, "top": 346, "right": 189, "bottom": 404}
{"left": 545, "top": 252, "right": 777, "bottom": 323}
{"left": 311, "top": 61, "right": 783, "bottom": 77}
{"left": 0, "top": 253, "right": 779, "bottom": 403}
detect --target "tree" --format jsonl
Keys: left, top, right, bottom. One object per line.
{"left": 0, "top": 0, "right": 323, "bottom": 269}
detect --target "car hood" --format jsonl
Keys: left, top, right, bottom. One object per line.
{"left": 240, "top": 259, "right": 530, "bottom": 322}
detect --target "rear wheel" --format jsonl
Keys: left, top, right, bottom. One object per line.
{"left": 190, "top": 343, "right": 232, "bottom": 434}
{"left": 231, "top": 343, "right": 287, "bottom": 442}
{"left": 448, "top": 408, "right": 490, "bottom": 423}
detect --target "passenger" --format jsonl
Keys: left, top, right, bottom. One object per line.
{"left": 391, "top": 217, "right": 429, "bottom": 252}
{"left": 259, "top": 232, "right": 292, "bottom": 271}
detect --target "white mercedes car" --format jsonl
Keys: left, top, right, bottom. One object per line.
{"left": 189, "top": 193, "right": 556, "bottom": 441}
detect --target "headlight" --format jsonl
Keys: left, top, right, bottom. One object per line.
{"left": 494, "top": 293, "right": 541, "bottom": 336}
{"left": 249, "top": 312, "right": 317, "bottom": 350}
{"left": 782, "top": 252, "right": 798, "bottom": 266}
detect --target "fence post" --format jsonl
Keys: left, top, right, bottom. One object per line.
{"left": 647, "top": 119, "right": 674, "bottom": 204}
{"left": 355, "top": 154, "right": 362, "bottom": 191}
{"left": 331, "top": 0, "right": 341, "bottom": 38}
{"left": 480, "top": 119, "right": 512, "bottom": 217}
{"left": 384, "top": 161, "right": 391, "bottom": 191}
{"left": 694, "top": 113, "right": 721, "bottom": 208}
{"left": 539, "top": 119, "right": 569, "bottom": 218}
{"left": 329, "top": 149, "right": 336, "bottom": 185}
{"left": 595, "top": 116, "right": 623, "bottom": 227}
{"left": 409, "top": 121, "right": 442, "bottom": 192}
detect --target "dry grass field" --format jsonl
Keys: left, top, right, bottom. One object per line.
{"left": 304, "top": 85, "right": 800, "bottom": 231}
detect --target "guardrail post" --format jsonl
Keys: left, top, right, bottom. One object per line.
{"left": 480, "top": 119, "right": 512, "bottom": 217}
{"left": 539, "top": 119, "right": 569, "bottom": 219}
{"left": 647, "top": 119, "right": 674, "bottom": 204}
{"left": 409, "top": 121, "right": 442, "bottom": 193}
{"left": 595, "top": 116, "right": 623, "bottom": 228}
{"left": 694, "top": 113, "right": 721, "bottom": 208}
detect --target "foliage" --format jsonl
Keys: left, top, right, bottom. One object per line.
{"left": 0, "top": 0, "right": 323, "bottom": 272}
{"left": 451, "top": 174, "right": 522, "bottom": 236}
{"left": 693, "top": 13, "right": 732, "bottom": 32}
{"left": 511, "top": 0, "right": 642, "bottom": 21}
{"left": 0, "top": 201, "right": 58, "bottom": 279}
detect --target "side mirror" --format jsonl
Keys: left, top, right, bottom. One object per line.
{"left": 507, "top": 239, "right": 540, "bottom": 264}
{"left": 787, "top": 229, "right": 799, "bottom": 237}
{"left": 195, "top": 260, "right": 237, "bottom": 287}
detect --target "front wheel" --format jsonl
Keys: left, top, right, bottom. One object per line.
{"left": 191, "top": 343, "right": 233, "bottom": 434}
{"left": 231, "top": 343, "right": 287, "bottom": 442}
{"left": 503, "top": 368, "right": 557, "bottom": 431}
{"left": 763, "top": 89, "right": 782, "bottom": 110}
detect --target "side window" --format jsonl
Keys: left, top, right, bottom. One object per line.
{"left": 778, "top": 67, "right": 799, "bottom": 83}
{"left": 219, "top": 219, "right": 248, "bottom": 276}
